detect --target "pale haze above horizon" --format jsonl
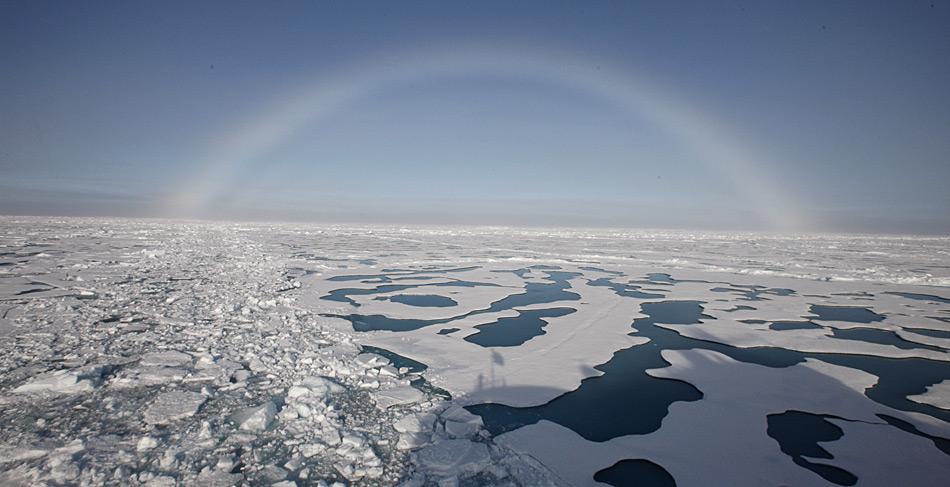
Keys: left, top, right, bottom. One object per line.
{"left": 2, "top": 1, "right": 949, "bottom": 234}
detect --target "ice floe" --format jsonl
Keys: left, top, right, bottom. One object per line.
{"left": 144, "top": 391, "right": 207, "bottom": 425}
{"left": 909, "top": 380, "right": 950, "bottom": 410}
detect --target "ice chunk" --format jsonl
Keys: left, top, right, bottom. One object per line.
{"left": 13, "top": 369, "right": 97, "bottom": 394}
{"left": 143, "top": 391, "right": 207, "bottom": 424}
{"left": 355, "top": 353, "right": 390, "bottom": 369}
{"left": 444, "top": 420, "right": 480, "bottom": 439}
{"left": 415, "top": 439, "right": 490, "bottom": 477}
{"left": 440, "top": 405, "right": 483, "bottom": 425}
{"left": 113, "top": 366, "right": 187, "bottom": 388}
{"left": 375, "top": 384, "right": 425, "bottom": 409}
{"left": 196, "top": 468, "right": 244, "bottom": 486}
{"left": 288, "top": 377, "right": 344, "bottom": 399}
{"left": 358, "top": 380, "right": 380, "bottom": 389}
{"left": 231, "top": 401, "right": 278, "bottom": 432}
{"left": 259, "top": 464, "right": 288, "bottom": 482}
{"left": 308, "top": 376, "right": 344, "bottom": 394}
{"left": 341, "top": 432, "right": 364, "bottom": 448}
{"left": 0, "top": 445, "right": 47, "bottom": 464}
{"left": 394, "top": 413, "right": 437, "bottom": 433}
{"left": 378, "top": 365, "right": 400, "bottom": 377}
{"left": 397, "top": 433, "right": 430, "bottom": 450}
{"left": 143, "top": 476, "right": 176, "bottom": 487}
{"left": 140, "top": 351, "right": 193, "bottom": 367}
{"left": 300, "top": 443, "right": 325, "bottom": 458}
{"left": 321, "top": 428, "right": 342, "bottom": 446}
{"left": 286, "top": 386, "right": 312, "bottom": 399}
{"left": 136, "top": 436, "right": 159, "bottom": 451}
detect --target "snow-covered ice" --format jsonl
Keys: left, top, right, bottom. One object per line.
{"left": 909, "top": 379, "right": 950, "bottom": 410}
{"left": 144, "top": 391, "right": 207, "bottom": 425}
{"left": 0, "top": 216, "right": 948, "bottom": 485}
{"left": 231, "top": 401, "right": 278, "bottom": 432}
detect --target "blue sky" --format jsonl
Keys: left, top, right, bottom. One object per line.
{"left": 1, "top": 1, "right": 949, "bottom": 233}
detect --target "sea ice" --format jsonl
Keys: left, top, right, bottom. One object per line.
{"left": 143, "top": 391, "right": 207, "bottom": 425}
{"left": 908, "top": 379, "right": 950, "bottom": 410}
{"left": 415, "top": 439, "right": 491, "bottom": 477}
{"left": 231, "top": 401, "right": 279, "bottom": 432}
{"left": 139, "top": 351, "right": 193, "bottom": 367}
{"left": 374, "top": 383, "right": 425, "bottom": 409}
{"left": 13, "top": 369, "right": 99, "bottom": 394}
{"left": 1, "top": 217, "right": 947, "bottom": 486}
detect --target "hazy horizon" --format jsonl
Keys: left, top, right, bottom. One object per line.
{"left": 5, "top": 213, "right": 950, "bottom": 239}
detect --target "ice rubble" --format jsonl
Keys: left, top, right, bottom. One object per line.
{"left": 0, "top": 218, "right": 561, "bottom": 486}
{"left": 0, "top": 216, "right": 948, "bottom": 486}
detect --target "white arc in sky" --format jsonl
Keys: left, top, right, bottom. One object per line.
{"left": 167, "top": 45, "right": 805, "bottom": 230}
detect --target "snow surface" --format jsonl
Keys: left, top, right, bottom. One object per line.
{"left": 909, "top": 380, "right": 950, "bottom": 410}
{"left": 0, "top": 216, "right": 948, "bottom": 486}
